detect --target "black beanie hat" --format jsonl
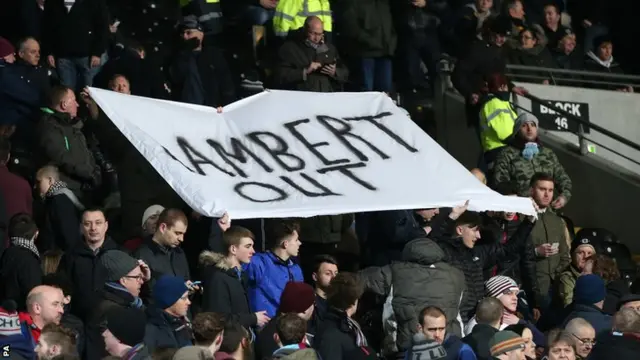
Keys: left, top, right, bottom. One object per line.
{"left": 104, "top": 307, "right": 147, "bottom": 346}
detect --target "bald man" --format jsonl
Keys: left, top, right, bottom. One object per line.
{"left": 20, "top": 285, "right": 65, "bottom": 342}
{"left": 275, "top": 16, "right": 348, "bottom": 92}
{"left": 35, "top": 165, "right": 84, "bottom": 251}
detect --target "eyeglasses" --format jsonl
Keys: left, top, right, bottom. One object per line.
{"left": 572, "top": 334, "right": 596, "bottom": 346}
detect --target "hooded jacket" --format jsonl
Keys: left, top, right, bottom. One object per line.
{"left": 271, "top": 344, "right": 320, "bottom": 360}
{"left": 200, "top": 251, "right": 257, "bottom": 328}
{"left": 244, "top": 251, "right": 304, "bottom": 318}
{"left": 359, "top": 238, "right": 465, "bottom": 352}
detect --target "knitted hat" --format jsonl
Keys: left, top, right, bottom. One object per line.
{"left": 101, "top": 250, "right": 139, "bottom": 282}
{"left": 0, "top": 300, "right": 36, "bottom": 359}
{"left": 407, "top": 333, "right": 447, "bottom": 360}
{"left": 489, "top": 330, "right": 525, "bottom": 356}
{"left": 485, "top": 276, "right": 519, "bottom": 298}
{"left": 0, "top": 37, "right": 14, "bottom": 59}
{"left": 571, "top": 237, "right": 597, "bottom": 254}
{"left": 0, "top": 301, "right": 21, "bottom": 337}
{"left": 279, "top": 282, "right": 316, "bottom": 314}
{"left": 105, "top": 307, "right": 147, "bottom": 346}
{"left": 514, "top": 113, "right": 539, "bottom": 133}
{"left": 172, "top": 346, "right": 214, "bottom": 360}
{"left": 141, "top": 204, "right": 164, "bottom": 226}
{"left": 574, "top": 274, "right": 606, "bottom": 305}
{"left": 153, "top": 275, "right": 189, "bottom": 309}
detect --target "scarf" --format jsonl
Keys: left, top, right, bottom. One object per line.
{"left": 11, "top": 237, "right": 39, "bottom": 258}
{"left": 586, "top": 51, "right": 613, "bottom": 68}
{"left": 43, "top": 180, "right": 85, "bottom": 210}
{"left": 105, "top": 282, "right": 144, "bottom": 309}
{"left": 346, "top": 315, "right": 368, "bottom": 347}
{"left": 122, "top": 343, "right": 145, "bottom": 360}
{"left": 522, "top": 142, "right": 539, "bottom": 160}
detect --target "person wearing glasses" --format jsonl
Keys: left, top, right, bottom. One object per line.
{"left": 564, "top": 318, "right": 595, "bottom": 359}
{"left": 85, "top": 249, "right": 151, "bottom": 359}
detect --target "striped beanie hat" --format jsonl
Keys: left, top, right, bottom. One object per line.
{"left": 485, "top": 275, "right": 519, "bottom": 298}
{"left": 489, "top": 330, "right": 525, "bottom": 356}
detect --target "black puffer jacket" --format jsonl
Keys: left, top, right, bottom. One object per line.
{"left": 200, "top": 251, "right": 257, "bottom": 328}
{"left": 480, "top": 215, "right": 540, "bottom": 308}
{"left": 430, "top": 217, "right": 535, "bottom": 322}
{"left": 359, "top": 238, "right": 465, "bottom": 351}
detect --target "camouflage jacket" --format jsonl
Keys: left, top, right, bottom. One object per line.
{"left": 492, "top": 145, "right": 572, "bottom": 201}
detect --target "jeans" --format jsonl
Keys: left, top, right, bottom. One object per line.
{"left": 361, "top": 57, "right": 393, "bottom": 92}
{"left": 56, "top": 53, "right": 108, "bottom": 92}
{"left": 246, "top": 5, "right": 274, "bottom": 26}
{"left": 402, "top": 32, "right": 441, "bottom": 91}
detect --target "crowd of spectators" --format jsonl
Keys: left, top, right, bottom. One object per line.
{"left": 1, "top": 0, "right": 639, "bottom": 360}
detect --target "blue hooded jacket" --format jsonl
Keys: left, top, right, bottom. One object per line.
{"left": 244, "top": 251, "right": 303, "bottom": 318}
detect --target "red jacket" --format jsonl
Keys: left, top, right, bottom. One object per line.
{"left": 18, "top": 312, "right": 41, "bottom": 343}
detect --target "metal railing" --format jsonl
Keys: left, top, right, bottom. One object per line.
{"left": 513, "top": 92, "right": 640, "bottom": 167}
{"left": 506, "top": 64, "right": 640, "bottom": 89}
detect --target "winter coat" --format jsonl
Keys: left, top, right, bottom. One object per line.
{"left": 480, "top": 215, "right": 540, "bottom": 308}
{"left": 42, "top": 0, "right": 109, "bottom": 58}
{"left": 359, "top": 238, "right": 465, "bottom": 351}
{"left": 275, "top": 30, "right": 349, "bottom": 92}
{"left": 555, "top": 265, "right": 581, "bottom": 308}
{"left": 0, "top": 244, "right": 42, "bottom": 311}
{"left": 37, "top": 188, "right": 83, "bottom": 252}
{"left": 430, "top": 217, "right": 535, "bottom": 322}
{"left": 85, "top": 284, "right": 145, "bottom": 360}
{"left": 603, "top": 279, "right": 629, "bottom": 315}
{"left": 530, "top": 210, "right": 571, "bottom": 299}
{"left": 200, "top": 251, "right": 257, "bottom": 328}
{"left": 94, "top": 49, "right": 169, "bottom": 99}
{"left": 169, "top": 45, "right": 236, "bottom": 108}
{"left": 36, "top": 109, "right": 99, "bottom": 195}
{"left": 589, "top": 331, "right": 640, "bottom": 360}
{"left": 134, "top": 237, "right": 191, "bottom": 303}
{"left": 355, "top": 210, "right": 427, "bottom": 267}
{"left": 492, "top": 143, "right": 572, "bottom": 201}
{"left": 462, "top": 323, "right": 498, "bottom": 360}
{"left": 144, "top": 306, "right": 193, "bottom": 352}
{"left": 314, "top": 308, "right": 363, "bottom": 360}
{"left": 244, "top": 251, "right": 304, "bottom": 317}
{"left": 0, "top": 166, "right": 32, "bottom": 220}
{"left": 339, "top": 0, "right": 397, "bottom": 58}
{"left": 57, "top": 237, "right": 119, "bottom": 319}
{"left": 562, "top": 304, "right": 612, "bottom": 337}
{"left": 298, "top": 214, "right": 353, "bottom": 245}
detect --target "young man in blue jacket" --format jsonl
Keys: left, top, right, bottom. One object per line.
{"left": 245, "top": 219, "right": 304, "bottom": 318}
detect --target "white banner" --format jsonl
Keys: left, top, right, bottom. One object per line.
{"left": 88, "top": 88, "right": 535, "bottom": 219}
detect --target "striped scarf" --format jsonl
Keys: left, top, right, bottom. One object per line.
{"left": 105, "top": 282, "right": 144, "bottom": 309}
{"left": 346, "top": 316, "right": 368, "bottom": 347}
{"left": 122, "top": 343, "right": 145, "bottom": 360}
{"left": 10, "top": 237, "right": 39, "bottom": 258}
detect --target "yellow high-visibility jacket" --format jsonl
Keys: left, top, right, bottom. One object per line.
{"left": 479, "top": 95, "right": 517, "bottom": 152}
{"left": 273, "top": 0, "right": 332, "bottom": 37}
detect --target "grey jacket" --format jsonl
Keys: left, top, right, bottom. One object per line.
{"left": 359, "top": 238, "right": 465, "bottom": 352}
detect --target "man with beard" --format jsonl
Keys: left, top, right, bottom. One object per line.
{"left": 35, "top": 324, "right": 78, "bottom": 359}
{"left": 169, "top": 16, "right": 236, "bottom": 108}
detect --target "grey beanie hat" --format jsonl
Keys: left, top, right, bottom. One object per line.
{"left": 514, "top": 112, "right": 539, "bottom": 133}
{"left": 100, "top": 250, "right": 139, "bottom": 282}
{"left": 407, "top": 333, "right": 447, "bottom": 360}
